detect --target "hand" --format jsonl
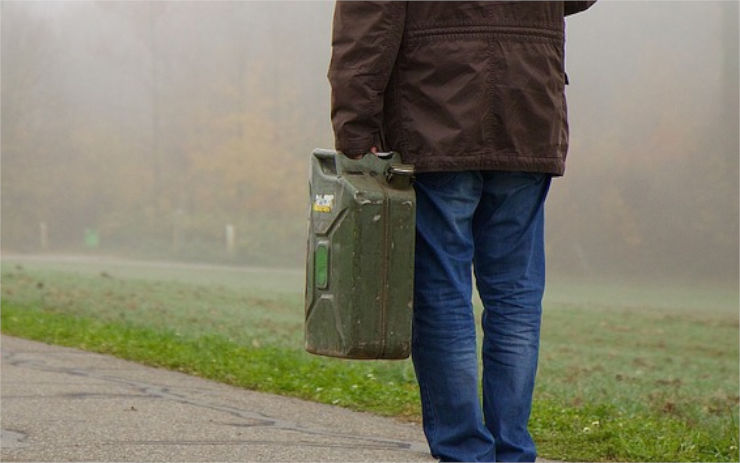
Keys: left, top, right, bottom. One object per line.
{"left": 347, "top": 146, "right": 378, "bottom": 160}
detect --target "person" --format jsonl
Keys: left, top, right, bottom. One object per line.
{"left": 328, "top": 2, "right": 595, "bottom": 461}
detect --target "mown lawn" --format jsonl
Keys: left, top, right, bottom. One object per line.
{"left": 1, "top": 257, "right": 737, "bottom": 462}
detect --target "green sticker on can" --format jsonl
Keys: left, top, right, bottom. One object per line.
{"left": 315, "top": 243, "right": 329, "bottom": 289}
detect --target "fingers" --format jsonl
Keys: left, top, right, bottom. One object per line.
{"left": 345, "top": 147, "right": 378, "bottom": 160}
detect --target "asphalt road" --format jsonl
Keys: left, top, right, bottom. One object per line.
{"left": 1, "top": 335, "right": 434, "bottom": 462}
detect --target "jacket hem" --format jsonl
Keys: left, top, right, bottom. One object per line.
{"left": 405, "top": 152, "right": 565, "bottom": 177}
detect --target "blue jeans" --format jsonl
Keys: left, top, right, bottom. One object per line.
{"left": 412, "top": 171, "right": 551, "bottom": 462}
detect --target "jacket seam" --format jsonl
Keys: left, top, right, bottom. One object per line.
{"left": 484, "top": 37, "right": 496, "bottom": 148}
{"left": 371, "top": 4, "right": 406, "bottom": 92}
{"left": 394, "top": 52, "right": 411, "bottom": 158}
{"left": 408, "top": 32, "right": 562, "bottom": 44}
{"left": 407, "top": 21, "right": 562, "bottom": 31}
{"left": 407, "top": 25, "right": 562, "bottom": 40}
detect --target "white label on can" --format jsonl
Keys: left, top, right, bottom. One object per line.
{"left": 313, "top": 194, "right": 334, "bottom": 213}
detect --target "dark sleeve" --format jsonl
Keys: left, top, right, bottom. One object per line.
{"left": 564, "top": 1, "right": 596, "bottom": 16}
{"left": 328, "top": 1, "right": 407, "bottom": 156}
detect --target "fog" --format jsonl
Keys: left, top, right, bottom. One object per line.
{"left": 2, "top": 1, "right": 738, "bottom": 283}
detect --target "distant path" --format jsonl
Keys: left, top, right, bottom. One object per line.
{"left": 1, "top": 336, "right": 433, "bottom": 462}
{"left": 1, "top": 253, "right": 303, "bottom": 275}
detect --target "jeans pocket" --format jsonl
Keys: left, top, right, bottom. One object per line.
{"left": 414, "top": 171, "right": 461, "bottom": 190}
{"left": 507, "top": 171, "right": 551, "bottom": 185}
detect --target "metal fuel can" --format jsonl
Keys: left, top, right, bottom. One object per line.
{"left": 305, "top": 149, "right": 415, "bottom": 359}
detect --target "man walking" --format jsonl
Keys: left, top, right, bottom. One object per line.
{"left": 328, "top": 2, "right": 595, "bottom": 461}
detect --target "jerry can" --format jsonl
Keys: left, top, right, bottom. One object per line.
{"left": 305, "top": 148, "right": 415, "bottom": 359}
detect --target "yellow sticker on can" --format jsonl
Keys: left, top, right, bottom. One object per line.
{"left": 313, "top": 194, "right": 334, "bottom": 213}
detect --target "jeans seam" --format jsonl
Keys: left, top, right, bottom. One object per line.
{"left": 419, "top": 378, "right": 438, "bottom": 447}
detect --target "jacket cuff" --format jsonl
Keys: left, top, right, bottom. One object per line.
{"left": 336, "top": 134, "right": 379, "bottom": 156}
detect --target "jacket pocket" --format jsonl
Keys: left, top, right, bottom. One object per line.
{"left": 484, "top": 39, "right": 565, "bottom": 157}
{"left": 398, "top": 37, "right": 490, "bottom": 157}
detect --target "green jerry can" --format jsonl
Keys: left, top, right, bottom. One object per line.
{"left": 305, "top": 148, "right": 415, "bottom": 360}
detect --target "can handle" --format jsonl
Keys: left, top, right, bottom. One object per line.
{"left": 312, "top": 149, "right": 413, "bottom": 185}
{"left": 313, "top": 148, "right": 338, "bottom": 160}
{"left": 335, "top": 150, "right": 403, "bottom": 176}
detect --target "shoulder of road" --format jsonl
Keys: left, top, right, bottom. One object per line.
{"left": 1, "top": 335, "right": 433, "bottom": 462}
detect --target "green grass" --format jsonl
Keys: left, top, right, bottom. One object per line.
{"left": 0, "top": 302, "right": 420, "bottom": 417}
{"left": 1, "top": 257, "right": 738, "bottom": 461}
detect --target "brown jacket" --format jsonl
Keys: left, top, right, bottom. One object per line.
{"left": 328, "top": 1, "right": 595, "bottom": 175}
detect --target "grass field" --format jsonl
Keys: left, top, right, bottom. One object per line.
{"left": 1, "top": 255, "right": 738, "bottom": 462}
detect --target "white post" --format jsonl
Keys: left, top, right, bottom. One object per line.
{"left": 39, "top": 222, "right": 49, "bottom": 251}
{"left": 225, "top": 224, "right": 236, "bottom": 256}
{"left": 172, "top": 209, "right": 184, "bottom": 251}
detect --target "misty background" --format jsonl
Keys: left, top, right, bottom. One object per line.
{"left": 2, "top": 1, "right": 738, "bottom": 283}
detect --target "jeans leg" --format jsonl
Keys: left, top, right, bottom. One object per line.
{"left": 412, "top": 172, "right": 495, "bottom": 463}
{"left": 472, "top": 172, "right": 551, "bottom": 463}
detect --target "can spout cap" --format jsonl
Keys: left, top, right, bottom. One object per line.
{"left": 386, "top": 163, "right": 415, "bottom": 188}
{"left": 388, "top": 164, "right": 414, "bottom": 176}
